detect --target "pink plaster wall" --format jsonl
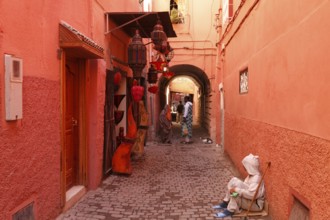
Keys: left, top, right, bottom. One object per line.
{"left": 98, "top": 0, "right": 140, "bottom": 13}
{"left": 224, "top": 0, "right": 330, "bottom": 140}
{"left": 0, "top": 77, "right": 61, "bottom": 219}
{"left": 219, "top": 0, "right": 330, "bottom": 219}
{"left": 225, "top": 114, "right": 330, "bottom": 220}
{"left": 0, "top": 1, "right": 63, "bottom": 219}
{"left": 0, "top": 0, "right": 140, "bottom": 218}
{"left": 86, "top": 60, "right": 106, "bottom": 190}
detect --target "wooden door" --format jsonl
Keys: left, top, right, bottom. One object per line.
{"left": 103, "top": 69, "right": 116, "bottom": 177}
{"left": 65, "top": 61, "right": 79, "bottom": 190}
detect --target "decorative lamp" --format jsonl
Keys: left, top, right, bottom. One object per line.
{"left": 165, "top": 50, "right": 174, "bottom": 63}
{"left": 131, "top": 79, "right": 144, "bottom": 102}
{"left": 162, "top": 64, "right": 174, "bottom": 79}
{"left": 165, "top": 42, "right": 174, "bottom": 62}
{"left": 151, "top": 20, "right": 167, "bottom": 50}
{"left": 128, "top": 30, "right": 147, "bottom": 78}
{"left": 162, "top": 71, "right": 174, "bottom": 79}
{"left": 114, "top": 72, "right": 122, "bottom": 85}
{"left": 147, "top": 65, "right": 158, "bottom": 84}
{"left": 154, "top": 41, "right": 172, "bottom": 56}
{"left": 150, "top": 57, "right": 167, "bottom": 71}
{"left": 162, "top": 64, "right": 169, "bottom": 73}
{"left": 148, "top": 85, "right": 158, "bottom": 94}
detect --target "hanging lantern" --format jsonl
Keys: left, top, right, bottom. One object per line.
{"left": 114, "top": 71, "right": 122, "bottom": 85}
{"left": 163, "top": 71, "right": 174, "bottom": 79}
{"left": 131, "top": 79, "right": 144, "bottom": 102}
{"left": 147, "top": 65, "right": 158, "bottom": 84}
{"left": 165, "top": 50, "right": 174, "bottom": 63}
{"left": 151, "top": 20, "right": 167, "bottom": 50}
{"left": 128, "top": 30, "right": 147, "bottom": 78}
{"left": 150, "top": 57, "right": 167, "bottom": 71}
{"left": 148, "top": 85, "right": 158, "bottom": 94}
{"left": 155, "top": 40, "right": 170, "bottom": 55}
{"left": 162, "top": 64, "right": 174, "bottom": 79}
{"left": 165, "top": 42, "right": 174, "bottom": 62}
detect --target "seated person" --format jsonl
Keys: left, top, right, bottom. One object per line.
{"left": 159, "top": 105, "right": 172, "bottom": 144}
{"left": 213, "top": 153, "right": 265, "bottom": 218}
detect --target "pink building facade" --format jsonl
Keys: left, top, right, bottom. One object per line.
{"left": 0, "top": 1, "right": 140, "bottom": 219}
{"left": 2, "top": 0, "right": 329, "bottom": 219}
{"left": 216, "top": 0, "right": 330, "bottom": 219}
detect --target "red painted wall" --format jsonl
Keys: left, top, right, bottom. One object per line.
{"left": 1, "top": 0, "right": 142, "bottom": 218}
{"left": 0, "top": 1, "right": 63, "bottom": 219}
{"left": 0, "top": 77, "right": 61, "bottom": 219}
{"left": 218, "top": 0, "right": 330, "bottom": 219}
{"left": 86, "top": 60, "right": 106, "bottom": 190}
{"left": 0, "top": 0, "right": 140, "bottom": 219}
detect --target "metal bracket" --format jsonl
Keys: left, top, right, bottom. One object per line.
{"left": 105, "top": 12, "right": 157, "bottom": 35}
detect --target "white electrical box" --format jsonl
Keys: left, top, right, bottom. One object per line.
{"left": 4, "top": 54, "right": 23, "bottom": 121}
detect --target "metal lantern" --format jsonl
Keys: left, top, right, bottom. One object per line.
{"left": 163, "top": 71, "right": 174, "bottom": 79}
{"left": 128, "top": 30, "right": 147, "bottom": 78}
{"left": 165, "top": 42, "right": 174, "bottom": 63}
{"left": 150, "top": 57, "right": 167, "bottom": 71}
{"left": 162, "top": 64, "right": 174, "bottom": 79}
{"left": 151, "top": 20, "right": 167, "bottom": 49}
{"left": 147, "top": 65, "right": 158, "bottom": 84}
{"left": 165, "top": 50, "right": 174, "bottom": 63}
{"left": 148, "top": 85, "right": 158, "bottom": 94}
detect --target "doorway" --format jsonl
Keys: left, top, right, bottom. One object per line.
{"left": 65, "top": 60, "right": 79, "bottom": 190}
{"left": 58, "top": 21, "right": 104, "bottom": 209}
{"left": 159, "top": 64, "right": 211, "bottom": 129}
{"left": 61, "top": 56, "right": 87, "bottom": 208}
{"left": 103, "top": 69, "right": 116, "bottom": 177}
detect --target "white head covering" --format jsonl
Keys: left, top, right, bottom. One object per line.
{"left": 242, "top": 153, "right": 260, "bottom": 175}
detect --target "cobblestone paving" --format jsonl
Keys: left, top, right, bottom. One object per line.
{"left": 57, "top": 125, "right": 269, "bottom": 220}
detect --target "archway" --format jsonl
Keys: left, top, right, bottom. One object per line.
{"left": 158, "top": 64, "right": 211, "bottom": 132}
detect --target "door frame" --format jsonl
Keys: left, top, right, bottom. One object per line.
{"left": 60, "top": 51, "right": 88, "bottom": 207}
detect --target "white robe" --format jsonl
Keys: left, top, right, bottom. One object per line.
{"left": 224, "top": 154, "right": 265, "bottom": 213}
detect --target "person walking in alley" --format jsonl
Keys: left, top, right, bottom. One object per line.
{"left": 176, "top": 101, "right": 184, "bottom": 123}
{"left": 213, "top": 153, "right": 265, "bottom": 218}
{"left": 159, "top": 104, "right": 173, "bottom": 144}
{"left": 181, "top": 96, "right": 193, "bottom": 144}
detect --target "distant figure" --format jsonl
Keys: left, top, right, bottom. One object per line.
{"left": 181, "top": 96, "right": 193, "bottom": 144}
{"left": 213, "top": 154, "right": 266, "bottom": 218}
{"left": 171, "top": 102, "right": 176, "bottom": 113}
{"left": 159, "top": 105, "right": 172, "bottom": 144}
{"left": 176, "top": 101, "right": 184, "bottom": 123}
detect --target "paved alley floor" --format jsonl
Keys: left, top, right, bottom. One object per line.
{"left": 56, "top": 124, "right": 269, "bottom": 220}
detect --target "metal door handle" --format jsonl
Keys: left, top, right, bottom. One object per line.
{"left": 72, "top": 117, "right": 78, "bottom": 127}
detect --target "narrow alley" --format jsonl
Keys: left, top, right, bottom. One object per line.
{"left": 56, "top": 125, "right": 268, "bottom": 220}
{"left": 3, "top": 1, "right": 330, "bottom": 219}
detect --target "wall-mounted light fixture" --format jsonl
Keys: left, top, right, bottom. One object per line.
{"left": 128, "top": 30, "right": 147, "bottom": 78}
{"left": 151, "top": 20, "right": 168, "bottom": 52}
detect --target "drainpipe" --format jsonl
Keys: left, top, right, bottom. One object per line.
{"left": 219, "top": 82, "right": 225, "bottom": 148}
{"left": 216, "top": 0, "right": 261, "bottom": 53}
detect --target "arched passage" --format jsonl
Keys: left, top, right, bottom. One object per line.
{"left": 158, "top": 64, "right": 211, "bottom": 133}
